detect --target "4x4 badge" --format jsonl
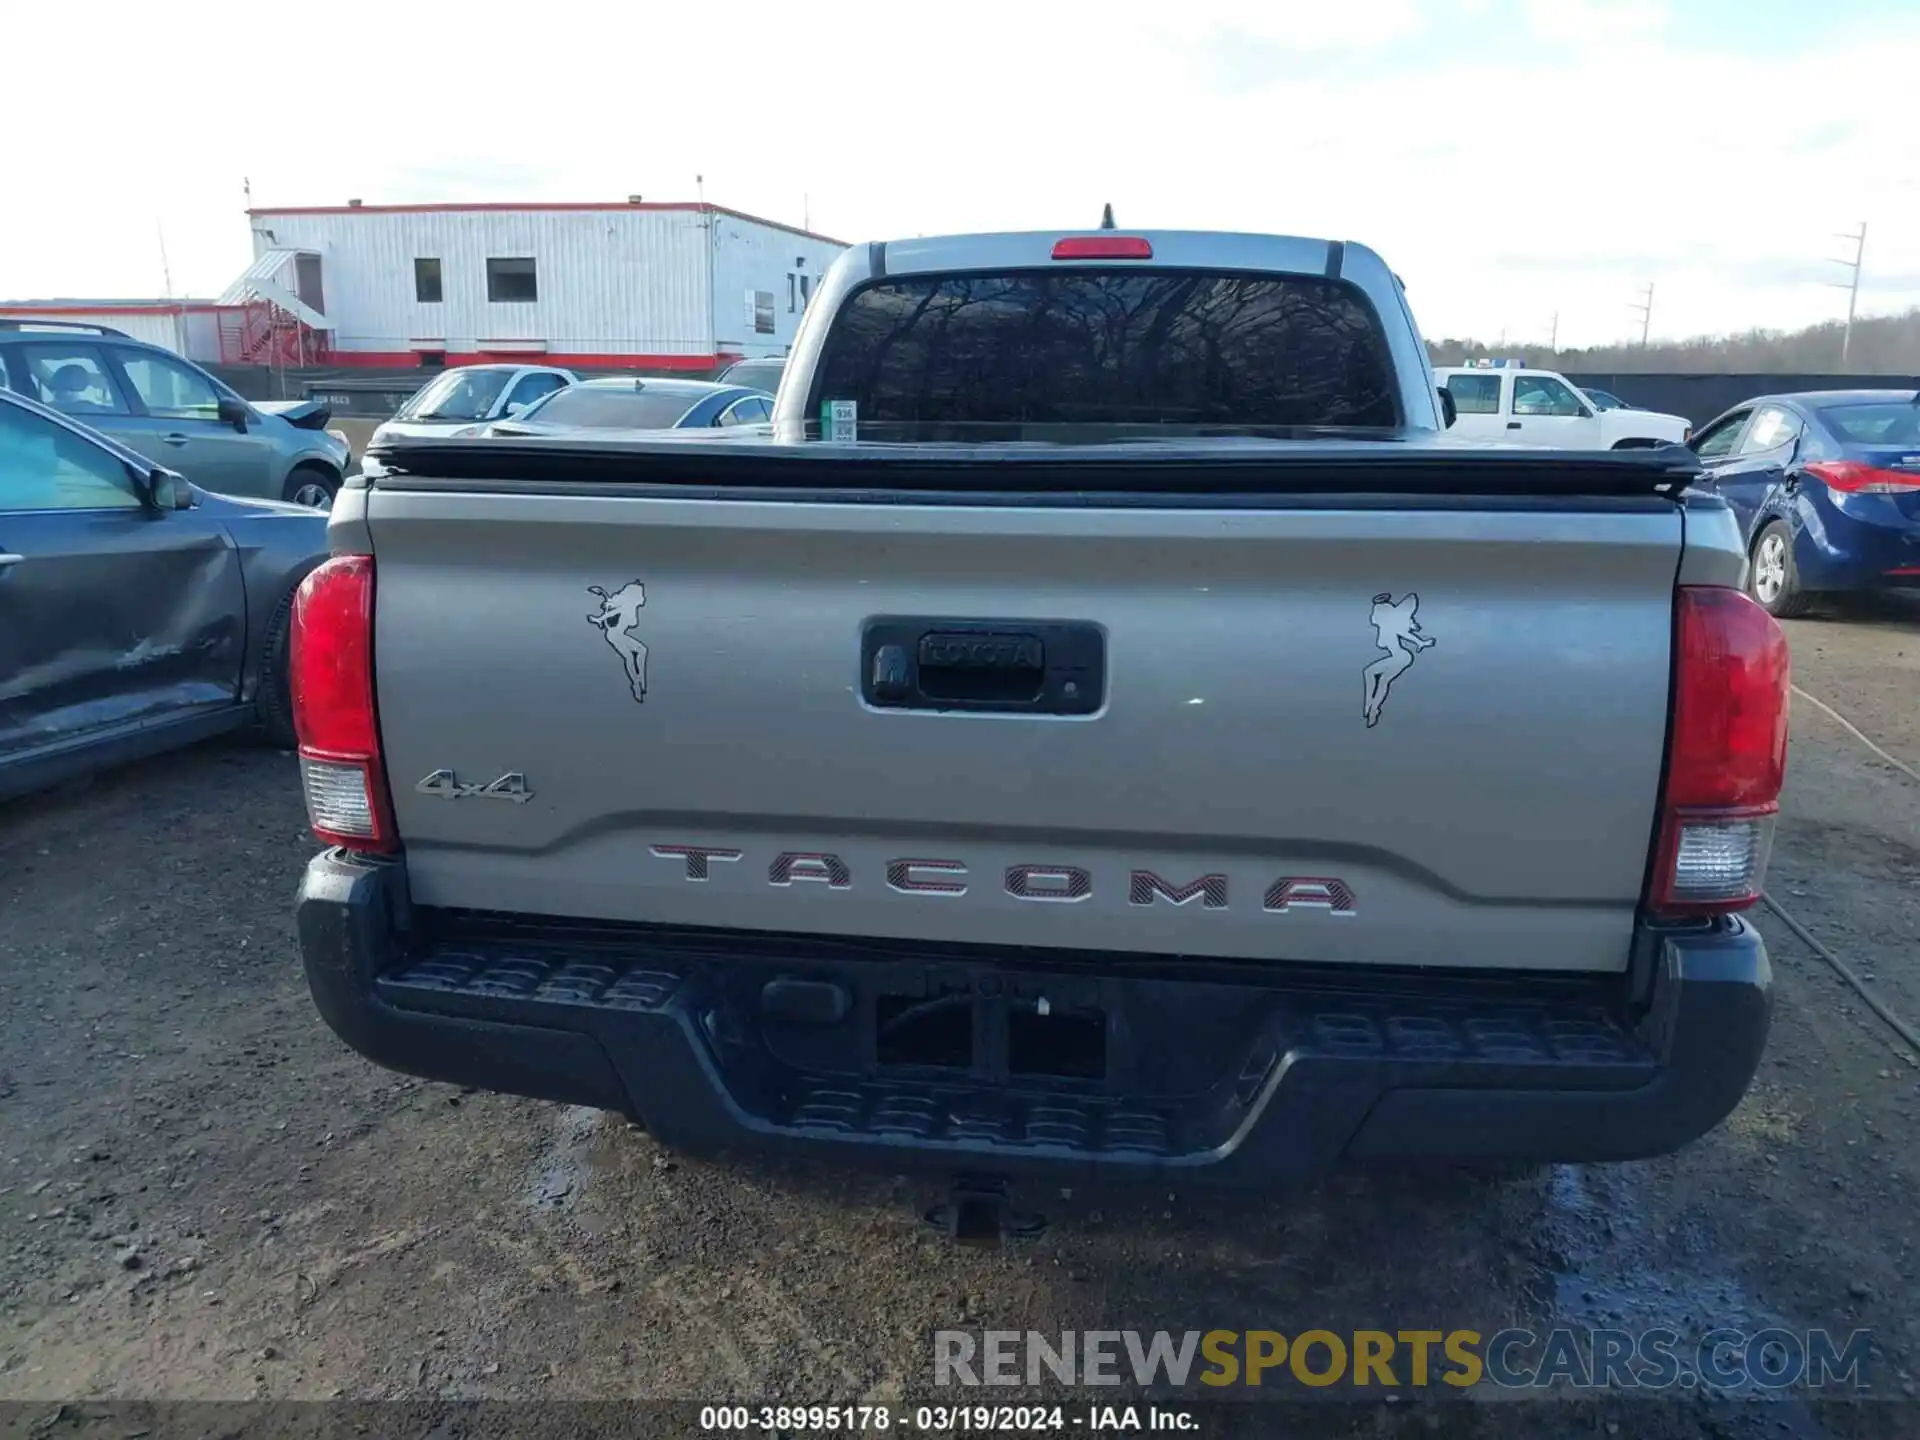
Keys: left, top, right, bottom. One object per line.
{"left": 588, "top": 581, "right": 649, "bottom": 703}
{"left": 1363, "top": 591, "right": 1435, "bottom": 728}
{"left": 415, "top": 770, "right": 534, "bottom": 803}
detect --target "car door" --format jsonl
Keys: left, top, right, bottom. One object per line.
{"left": 1685, "top": 406, "right": 1755, "bottom": 507}
{"left": 1439, "top": 372, "right": 1505, "bottom": 440}
{"left": 1713, "top": 405, "right": 1803, "bottom": 539}
{"left": 498, "top": 371, "right": 568, "bottom": 420}
{"left": 105, "top": 346, "right": 263, "bottom": 498}
{"left": 0, "top": 397, "right": 247, "bottom": 762}
{"left": 1508, "top": 374, "right": 1601, "bottom": 447}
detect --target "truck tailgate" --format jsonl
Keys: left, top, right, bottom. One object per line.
{"left": 362, "top": 479, "right": 1680, "bottom": 974}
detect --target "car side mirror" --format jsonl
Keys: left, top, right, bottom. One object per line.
{"left": 216, "top": 395, "right": 251, "bottom": 431}
{"left": 130, "top": 463, "right": 192, "bottom": 512}
{"left": 1438, "top": 388, "right": 1457, "bottom": 429}
{"left": 504, "top": 401, "right": 525, "bottom": 417}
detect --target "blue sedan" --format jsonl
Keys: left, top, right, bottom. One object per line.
{"left": 453, "top": 378, "right": 773, "bottom": 438}
{"left": 1688, "top": 390, "right": 1920, "bottom": 617}
{"left": 1, "top": 387, "right": 329, "bottom": 799}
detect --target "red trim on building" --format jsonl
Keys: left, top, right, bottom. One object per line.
{"left": 246, "top": 200, "right": 846, "bottom": 247}
{"left": 329, "top": 350, "right": 731, "bottom": 373}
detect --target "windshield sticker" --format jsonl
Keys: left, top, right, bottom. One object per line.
{"left": 1363, "top": 592, "right": 1435, "bottom": 729}
{"left": 821, "top": 398, "right": 857, "bottom": 443}
{"left": 588, "top": 582, "right": 649, "bottom": 704}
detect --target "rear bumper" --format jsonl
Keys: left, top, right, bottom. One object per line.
{"left": 1793, "top": 489, "right": 1920, "bottom": 592}
{"left": 298, "top": 850, "right": 1772, "bottom": 1183}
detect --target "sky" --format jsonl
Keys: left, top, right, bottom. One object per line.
{"left": 7, "top": 0, "right": 1920, "bottom": 350}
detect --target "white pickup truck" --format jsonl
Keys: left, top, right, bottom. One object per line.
{"left": 1437, "top": 364, "right": 1691, "bottom": 449}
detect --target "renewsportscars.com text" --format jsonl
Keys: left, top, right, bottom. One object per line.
{"left": 933, "top": 1328, "right": 1872, "bottom": 1392}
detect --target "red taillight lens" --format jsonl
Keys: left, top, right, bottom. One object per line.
{"left": 1647, "top": 587, "right": 1790, "bottom": 915}
{"left": 1805, "top": 460, "right": 1920, "bottom": 494}
{"left": 1051, "top": 236, "right": 1154, "bottom": 260}
{"left": 291, "top": 554, "right": 395, "bottom": 852}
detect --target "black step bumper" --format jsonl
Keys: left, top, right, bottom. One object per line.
{"left": 297, "top": 850, "right": 1772, "bottom": 1183}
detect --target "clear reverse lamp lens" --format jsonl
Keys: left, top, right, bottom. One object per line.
{"left": 300, "top": 757, "right": 379, "bottom": 841}
{"left": 1669, "top": 815, "right": 1774, "bottom": 904}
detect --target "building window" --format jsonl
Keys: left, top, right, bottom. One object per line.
{"left": 754, "top": 290, "right": 776, "bottom": 335}
{"left": 787, "top": 274, "right": 798, "bottom": 313}
{"left": 414, "top": 258, "right": 443, "bottom": 304}
{"left": 799, "top": 274, "right": 813, "bottom": 307}
{"left": 487, "top": 257, "right": 538, "bottom": 303}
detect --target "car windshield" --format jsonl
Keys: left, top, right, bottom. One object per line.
{"left": 806, "top": 269, "right": 1401, "bottom": 439}
{"left": 517, "top": 385, "right": 701, "bottom": 430}
{"left": 1583, "top": 389, "right": 1622, "bottom": 411}
{"left": 395, "top": 369, "right": 512, "bottom": 421}
{"left": 721, "top": 360, "right": 785, "bottom": 393}
{"left": 1818, "top": 402, "right": 1920, "bottom": 447}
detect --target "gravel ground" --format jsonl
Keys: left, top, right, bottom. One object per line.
{"left": 2, "top": 603, "right": 1918, "bottom": 1439}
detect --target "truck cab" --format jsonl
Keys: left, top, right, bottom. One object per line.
{"left": 1436, "top": 361, "right": 1690, "bottom": 449}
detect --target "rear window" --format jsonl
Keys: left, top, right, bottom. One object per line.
{"left": 1444, "top": 373, "right": 1502, "bottom": 414}
{"left": 1818, "top": 403, "right": 1920, "bottom": 446}
{"left": 525, "top": 386, "right": 701, "bottom": 430}
{"left": 808, "top": 269, "right": 1400, "bottom": 437}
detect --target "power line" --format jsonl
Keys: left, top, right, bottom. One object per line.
{"left": 1828, "top": 222, "right": 1867, "bottom": 370}
{"left": 1628, "top": 283, "right": 1654, "bottom": 346}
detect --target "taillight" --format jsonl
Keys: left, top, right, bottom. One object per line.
{"left": 291, "top": 554, "right": 396, "bottom": 852}
{"left": 1051, "top": 236, "right": 1154, "bottom": 260}
{"left": 1646, "top": 587, "right": 1789, "bottom": 916}
{"left": 1805, "top": 460, "right": 1920, "bottom": 495}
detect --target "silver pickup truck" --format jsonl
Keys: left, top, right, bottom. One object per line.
{"left": 292, "top": 228, "right": 1788, "bottom": 1195}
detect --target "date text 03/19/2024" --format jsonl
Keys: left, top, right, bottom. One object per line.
{"left": 697, "top": 1404, "right": 1198, "bottom": 1432}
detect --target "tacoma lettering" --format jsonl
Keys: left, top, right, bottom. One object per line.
{"left": 644, "top": 847, "right": 1352, "bottom": 913}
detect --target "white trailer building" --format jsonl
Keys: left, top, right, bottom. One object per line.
{"left": 0, "top": 300, "right": 226, "bottom": 363}
{"left": 242, "top": 199, "right": 849, "bottom": 372}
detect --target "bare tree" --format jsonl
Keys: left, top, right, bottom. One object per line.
{"left": 1429, "top": 306, "right": 1920, "bottom": 375}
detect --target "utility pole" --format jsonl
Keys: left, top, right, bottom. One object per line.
{"left": 156, "top": 219, "right": 173, "bottom": 300}
{"left": 1548, "top": 311, "right": 1559, "bottom": 351}
{"left": 1630, "top": 283, "right": 1654, "bottom": 346}
{"left": 1829, "top": 222, "right": 1867, "bottom": 369}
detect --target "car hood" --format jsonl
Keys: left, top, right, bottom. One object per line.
{"left": 1601, "top": 408, "right": 1690, "bottom": 436}
{"left": 371, "top": 418, "right": 496, "bottom": 444}
{"left": 482, "top": 421, "right": 706, "bottom": 439}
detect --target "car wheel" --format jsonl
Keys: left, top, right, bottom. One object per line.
{"left": 284, "top": 466, "right": 338, "bottom": 510}
{"left": 255, "top": 584, "right": 300, "bottom": 749}
{"left": 1749, "top": 520, "right": 1811, "bottom": 618}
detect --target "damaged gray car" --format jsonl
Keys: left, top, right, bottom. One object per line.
{"left": 0, "top": 388, "right": 328, "bottom": 800}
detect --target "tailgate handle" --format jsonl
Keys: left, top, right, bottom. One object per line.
{"left": 863, "top": 618, "right": 1104, "bottom": 716}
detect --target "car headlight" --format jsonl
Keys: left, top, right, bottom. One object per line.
{"left": 449, "top": 425, "right": 486, "bottom": 439}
